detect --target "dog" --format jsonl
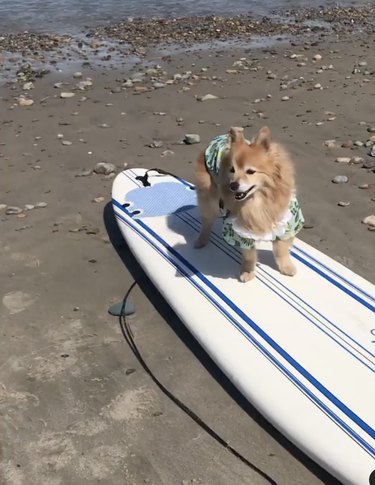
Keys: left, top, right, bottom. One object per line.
{"left": 194, "top": 126, "right": 304, "bottom": 282}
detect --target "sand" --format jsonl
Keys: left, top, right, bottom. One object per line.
{"left": 0, "top": 23, "right": 374, "bottom": 485}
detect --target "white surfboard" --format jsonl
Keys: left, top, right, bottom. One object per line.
{"left": 112, "top": 168, "right": 375, "bottom": 485}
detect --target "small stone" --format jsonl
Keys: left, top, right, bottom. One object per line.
{"left": 351, "top": 156, "right": 364, "bottom": 164}
{"left": 99, "top": 123, "right": 110, "bottom": 129}
{"left": 335, "top": 157, "right": 351, "bottom": 164}
{"left": 62, "top": 140, "right": 72, "bottom": 146}
{"left": 338, "top": 201, "right": 350, "bottom": 207}
{"left": 93, "top": 196, "right": 105, "bottom": 203}
{"left": 23, "top": 82, "right": 34, "bottom": 90}
{"left": 5, "top": 206, "right": 23, "bottom": 215}
{"left": 324, "top": 140, "right": 337, "bottom": 148}
{"left": 332, "top": 175, "right": 348, "bottom": 184}
{"left": 148, "top": 140, "right": 163, "bottom": 148}
{"left": 176, "top": 117, "right": 184, "bottom": 123}
{"left": 367, "top": 127, "right": 375, "bottom": 134}
{"left": 316, "top": 122, "right": 324, "bottom": 126}
{"left": 35, "top": 202, "right": 47, "bottom": 208}
{"left": 18, "top": 97, "right": 34, "bottom": 107}
{"left": 281, "top": 96, "right": 290, "bottom": 101}
{"left": 0, "top": 204, "right": 7, "bottom": 211}
{"left": 94, "top": 162, "right": 116, "bottom": 175}
{"left": 24, "top": 204, "right": 35, "bottom": 211}
{"left": 365, "top": 141, "right": 374, "bottom": 148}
{"left": 161, "top": 150, "right": 174, "bottom": 157}
{"left": 314, "top": 83, "right": 322, "bottom": 89}
{"left": 73, "top": 72, "right": 83, "bottom": 78}
{"left": 369, "top": 147, "right": 375, "bottom": 158}
{"left": 54, "top": 82, "right": 64, "bottom": 88}
{"left": 75, "top": 170, "right": 92, "bottom": 177}
{"left": 60, "top": 92, "right": 75, "bottom": 99}
{"left": 341, "top": 140, "right": 353, "bottom": 149}
{"left": 76, "top": 80, "right": 93, "bottom": 90}
{"left": 57, "top": 133, "right": 64, "bottom": 139}
{"left": 153, "top": 82, "right": 166, "bottom": 89}
{"left": 362, "top": 215, "right": 375, "bottom": 227}
{"left": 123, "top": 80, "right": 133, "bottom": 88}
{"left": 362, "top": 159, "right": 375, "bottom": 169}
{"left": 313, "top": 54, "right": 322, "bottom": 61}
{"left": 197, "top": 94, "right": 218, "bottom": 102}
{"left": 134, "top": 86, "right": 148, "bottom": 94}
{"left": 111, "top": 86, "right": 122, "bottom": 93}
{"left": 354, "top": 140, "right": 364, "bottom": 147}
{"left": 358, "top": 61, "right": 367, "bottom": 67}
{"left": 267, "top": 73, "right": 277, "bottom": 79}
{"left": 358, "top": 184, "right": 369, "bottom": 189}
{"left": 303, "top": 223, "right": 314, "bottom": 229}
{"left": 184, "top": 134, "right": 200, "bottom": 145}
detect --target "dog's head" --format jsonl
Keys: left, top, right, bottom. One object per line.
{"left": 221, "top": 126, "right": 278, "bottom": 202}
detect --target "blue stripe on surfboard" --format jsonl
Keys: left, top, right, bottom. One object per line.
{"left": 174, "top": 211, "right": 375, "bottom": 373}
{"left": 180, "top": 209, "right": 375, "bottom": 363}
{"left": 113, "top": 197, "right": 375, "bottom": 444}
{"left": 113, "top": 205, "right": 375, "bottom": 457}
{"left": 125, "top": 169, "right": 375, "bottom": 363}
{"left": 130, "top": 170, "right": 374, "bottom": 308}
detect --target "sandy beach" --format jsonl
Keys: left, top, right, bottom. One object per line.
{"left": 0, "top": 9, "right": 374, "bottom": 484}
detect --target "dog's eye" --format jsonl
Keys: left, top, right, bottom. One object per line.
{"left": 246, "top": 168, "right": 255, "bottom": 175}
{"left": 229, "top": 166, "right": 235, "bottom": 173}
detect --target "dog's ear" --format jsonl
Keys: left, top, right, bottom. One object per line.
{"left": 229, "top": 126, "right": 245, "bottom": 145}
{"left": 252, "top": 126, "right": 271, "bottom": 150}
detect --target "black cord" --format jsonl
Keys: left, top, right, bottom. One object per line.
{"left": 118, "top": 281, "right": 278, "bottom": 485}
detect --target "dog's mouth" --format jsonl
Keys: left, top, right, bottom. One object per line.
{"left": 234, "top": 185, "right": 256, "bottom": 201}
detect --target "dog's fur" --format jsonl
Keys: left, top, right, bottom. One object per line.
{"left": 194, "top": 126, "right": 298, "bottom": 282}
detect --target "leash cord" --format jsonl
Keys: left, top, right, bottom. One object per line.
{"left": 118, "top": 281, "right": 277, "bottom": 485}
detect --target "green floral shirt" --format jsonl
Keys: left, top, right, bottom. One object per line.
{"left": 204, "top": 134, "right": 304, "bottom": 249}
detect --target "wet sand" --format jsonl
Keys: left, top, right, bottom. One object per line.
{"left": 0, "top": 13, "right": 374, "bottom": 485}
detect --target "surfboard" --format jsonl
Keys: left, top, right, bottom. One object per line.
{"left": 112, "top": 168, "right": 375, "bottom": 485}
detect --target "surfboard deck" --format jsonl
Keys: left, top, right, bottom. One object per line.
{"left": 112, "top": 168, "right": 375, "bottom": 485}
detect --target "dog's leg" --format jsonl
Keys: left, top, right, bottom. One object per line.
{"left": 240, "top": 248, "right": 257, "bottom": 282}
{"left": 195, "top": 192, "right": 219, "bottom": 248}
{"left": 273, "top": 238, "right": 296, "bottom": 276}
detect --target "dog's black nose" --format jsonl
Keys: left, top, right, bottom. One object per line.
{"left": 230, "top": 181, "right": 239, "bottom": 192}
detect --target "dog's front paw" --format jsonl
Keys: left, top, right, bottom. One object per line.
{"left": 279, "top": 261, "right": 297, "bottom": 277}
{"left": 239, "top": 271, "right": 255, "bottom": 282}
{"left": 194, "top": 236, "right": 208, "bottom": 249}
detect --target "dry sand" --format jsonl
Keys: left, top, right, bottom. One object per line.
{"left": 0, "top": 25, "right": 374, "bottom": 485}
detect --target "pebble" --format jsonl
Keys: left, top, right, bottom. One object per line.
{"left": 367, "top": 127, "right": 375, "bottom": 133}
{"left": 369, "top": 147, "right": 375, "bottom": 158}
{"left": 370, "top": 135, "right": 375, "bottom": 143}
{"left": 134, "top": 86, "right": 148, "bottom": 93}
{"left": 111, "top": 86, "right": 122, "bottom": 93}
{"left": 35, "top": 202, "right": 47, "bottom": 208}
{"left": 0, "top": 204, "right": 7, "bottom": 211}
{"left": 362, "top": 215, "right": 375, "bottom": 227}
{"left": 23, "top": 82, "right": 34, "bottom": 90}
{"left": 281, "top": 96, "right": 290, "bottom": 101}
{"left": 341, "top": 140, "right": 353, "bottom": 149}
{"left": 313, "top": 54, "right": 322, "bottom": 61}
{"left": 335, "top": 157, "right": 351, "bottom": 164}
{"left": 24, "top": 204, "right": 35, "bottom": 211}
{"left": 316, "top": 122, "right": 324, "bottom": 126}
{"left": 18, "top": 97, "right": 34, "bottom": 107}
{"left": 324, "top": 140, "right": 337, "bottom": 148}
{"left": 351, "top": 156, "right": 364, "bottom": 164}
{"left": 363, "top": 160, "right": 375, "bottom": 169}
{"left": 99, "top": 123, "right": 110, "bottom": 129}
{"left": 314, "top": 83, "right": 322, "bottom": 89}
{"left": 354, "top": 140, "right": 364, "bottom": 147}
{"left": 184, "top": 134, "right": 201, "bottom": 145}
{"left": 332, "top": 175, "right": 348, "bottom": 184}
{"left": 73, "top": 71, "right": 83, "bottom": 78}
{"left": 57, "top": 133, "right": 64, "bottom": 139}
{"left": 76, "top": 80, "right": 93, "bottom": 90}
{"left": 358, "top": 184, "right": 369, "bottom": 189}
{"left": 149, "top": 140, "right": 163, "bottom": 148}
{"left": 5, "top": 206, "right": 23, "bottom": 215}
{"left": 62, "top": 140, "right": 72, "bottom": 146}
{"left": 197, "top": 94, "right": 218, "bottom": 102}
{"left": 338, "top": 201, "right": 350, "bottom": 207}
{"left": 267, "top": 73, "right": 277, "bottom": 79}
{"left": 60, "top": 92, "right": 75, "bottom": 99}
{"left": 161, "top": 150, "right": 174, "bottom": 157}
{"left": 123, "top": 80, "right": 133, "bottom": 88}
{"left": 93, "top": 196, "right": 105, "bottom": 203}
{"left": 94, "top": 162, "right": 116, "bottom": 175}
{"left": 153, "top": 82, "right": 166, "bottom": 88}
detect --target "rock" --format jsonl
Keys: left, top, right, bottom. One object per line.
{"left": 54, "top": 82, "right": 64, "bottom": 88}
{"left": 94, "top": 162, "right": 116, "bottom": 175}
{"left": 365, "top": 141, "right": 374, "bottom": 147}
{"left": 332, "top": 175, "right": 348, "bottom": 184}
{"left": 367, "top": 126, "right": 375, "bottom": 133}
{"left": 35, "top": 202, "right": 47, "bottom": 208}
{"left": 363, "top": 160, "right": 375, "bottom": 169}
{"left": 359, "top": 184, "right": 369, "bottom": 189}
{"left": 176, "top": 117, "right": 184, "bottom": 123}
{"left": 316, "top": 122, "right": 324, "bottom": 126}
{"left": 57, "top": 133, "right": 64, "bottom": 139}
{"left": 5, "top": 206, "right": 23, "bottom": 215}
{"left": 267, "top": 73, "right": 277, "bottom": 79}
{"left": 341, "top": 140, "right": 353, "bottom": 149}
{"left": 324, "top": 139, "right": 337, "bottom": 148}
{"left": 0, "top": 204, "right": 7, "bottom": 211}
{"left": 18, "top": 97, "right": 34, "bottom": 107}
{"left": 338, "top": 201, "right": 350, "bottom": 207}
{"left": 314, "top": 83, "right": 322, "bottom": 89}
{"left": 354, "top": 140, "right": 364, "bottom": 147}
{"left": 93, "top": 196, "right": 105, "bottom": 203}
{"left": 370, "top": 135, "right": 375, "bottom": 143}
{"left": 134, "top": 86, "right": 148, "bottom": 94}
{"left": 123, "top": 80, "right": 133, "bottom": 88}
{"left": 149, "top": 140, "right": 163, "bottom": 148}
{"left": 60, "top": 92, "right": 75, "bottom": 99}
{"left": 335, "top": 157, "right": 351, "bottom": 164}
{"left": 76, "top": 80, "right": 93, "bottom": 90}
{"left": 62, "top": 140, "right": 72, "bottom": 146}
{"left": 111, "top": 86, "right": 122, "bottom": 93}
{"left": 362, "top": 215, "right": 375, "bottom": 227}
{"left": 281, "top": 96, "right": 290, "bottom": 101}
{"left": 99, "top": 123, "right": 110, "bottom": 128}
{"left": 351, "top": 156, "right": 364, "bottom": 164}
{"left": 313, "top": 54, "right": 322, "bottom": 61}
{"left": 153, "top": 82, "right": 166, "bottom": 89}
{"left": 75, "top": 170, "right": 92, "bottom": 177}
{"left": 23, "top": 82, "right": 34, "bottom": 90}
{"left": 184, "top": 134, "right": 200, "bottom": 145}
{"left": 197, "top": 94, "right": 218, "bottom": 102}
{"left": 161, "top": 150, "right": 174, "bottom": 157}
{"left": 358, "top": 61, "right": 367, "bottom": 67}
{"left": 73, "top": 71, "right": 83, "bottom": 78}
{"left": 24, "top": 204, "right": 35, "bottom": 211}
{"left": 369, "top": 147, "right": 375, "bottom": 158}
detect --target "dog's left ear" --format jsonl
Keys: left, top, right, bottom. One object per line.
{"left": 229, "top": 126, "right": 245, "bottom": 145}
{"left": 252, "top": 126, "right": 271, "bottom": 150}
